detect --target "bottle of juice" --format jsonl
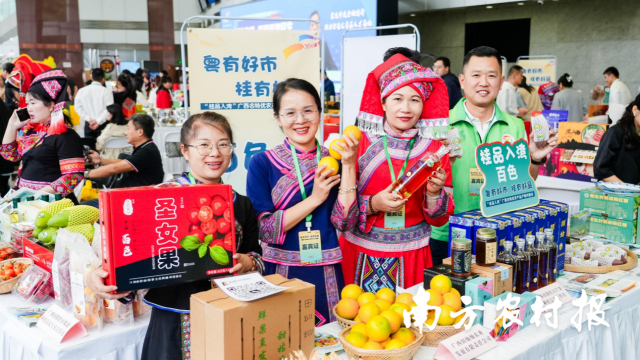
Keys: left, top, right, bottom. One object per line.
{"left": 537, "top": 232, "right": 550, "bottom": 288}
{"left": 515, "top": 239, "right": 530, "bottom": 294}
{"left": 525, "top": 234, "right": 540, "bottom": 291}
{"left": 545, "top": 228, "right": 558, "bottom": 284}
{"left": 9, "top": 198, "right": 20, "bottom": 224}
{"left": 390, "top": 145, "right": 449, "bottom": 199}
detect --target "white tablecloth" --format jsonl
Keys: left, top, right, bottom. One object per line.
{"left": 319, "top": 275, "right": 640, "bottom": 360}
{"left": 0, "top": 293, "right": 150, "bottom": 360}
{"left": 152, "top": 126, "right": 188, "bottom": 176}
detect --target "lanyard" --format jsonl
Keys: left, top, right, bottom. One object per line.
{"left": 383, "top": 136, "right": 415, "bottom": 183}
{"left": 290, "top": 140, "right": 321, "bottom": 231}
{"left": 187, "top": 173, "right": 237, "bottom": 203}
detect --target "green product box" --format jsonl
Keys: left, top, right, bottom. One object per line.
{"left": 580, "top": 188, "right": 640, "bottom": 221}
{"left": 465, "top": 276, "right": 493, "bottom": 326}
{"left": 588, "top": 214, "right": 637, "bottom": 244}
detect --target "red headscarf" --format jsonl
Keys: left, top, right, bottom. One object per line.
{"left": 6, "top": 55, "right": 53, "bottom": 109}
{"left": 356, "top": 54, "right": 449, "bottom": 139}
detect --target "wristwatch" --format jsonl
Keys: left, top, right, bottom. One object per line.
{"left": 85, "top": 169, "right": 91, "bottom": 180}
{"left": 531, "top": 156, "right": 547, "bottom": 166}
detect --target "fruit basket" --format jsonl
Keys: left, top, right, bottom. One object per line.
{"left": 333, "top": 305, "right": 358, "bottom": 329}
{"left": 565, "top": 248, "right": 638, "bottom": 274}
{"left": 412, "top": 324, "right": 464, "bottom": 347}
{"left": 0, "top": 258, "right": 33, "bottom": 294}
{"left": 338, "top": 326, "right": 423, "bottom": 360}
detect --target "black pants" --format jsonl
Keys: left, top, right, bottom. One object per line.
{"left": 0, "top": 175, "right": 9, "bottom": 197}
{"left": 430, "top": 239, "right": 450, "bottom": 266}
{"left": 141, "top": 308, "right": 186, "bottom": 360}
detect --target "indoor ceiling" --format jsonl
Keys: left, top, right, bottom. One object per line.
{"left": 399, "top": 0, "right": 544, "bottom": 14}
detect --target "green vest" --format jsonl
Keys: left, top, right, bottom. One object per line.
{"left": 431, "top": 98, "right": 527, "bottom": 241}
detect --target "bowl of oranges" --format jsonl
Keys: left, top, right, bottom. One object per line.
{"left": 410, "top": 274, "right": 466, "bottom": 347}
{"left": 0, "top": 258, "right": 34, "bottom": 293}
{"left": 335, "top": 285, "right": 423, "bottom": 359}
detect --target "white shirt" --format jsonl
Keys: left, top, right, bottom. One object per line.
{"left": 148, "top": 87, "right": 158, "bottom": 109}
{"left": 136, "top": 90, "right": 149, "bottom": 107}
{"left": 74, "top": 82, "right": 114, "bottom": 125}
{"left": 496, "top": 81, "right": 518, "bottom": 116}
{"left": 609, "top": 79, "right": 631, "bottom": 106}
{"left": 463, "top": 100, "right": 497, "bottom": 142}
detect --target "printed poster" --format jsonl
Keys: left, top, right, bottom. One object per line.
{"left": 517, "top": 58, "right": 557, "bottom": 88}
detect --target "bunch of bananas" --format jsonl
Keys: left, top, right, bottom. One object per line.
{"left": 33, "top": 200, "right": 99, "bottom": 244}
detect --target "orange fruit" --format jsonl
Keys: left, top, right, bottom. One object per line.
{"left": 343, "top": 125, "right": 362, "bottom": 141}
{"left": 345, "top": 332, "right": 368, "bottom": 348}
{"left": 426, "top": 289, "right": 443, "bottom": 306}
{"left": 373, "top": 299, "right": 391, "bottom": 312}
{"left": 380, "top": 309, "right": 402, "bottom": 333}
{"left": 328, "top": 139, "right": 345, "bottom": 160}
{"left": 357, "top": 292, "right": 377, "bottom": 306}
{"left": 358, "top": 302, "right": 381, "bottom": 323}
{"left": 351, "top": 323, "right": 368, "bottom": 337}
{"left": 336, "top": 298, "right": 359, "bottom": 319}
{"left": 437, "top": 305, "right": 456, "bottom": 326}
{"left": 385, "top": 339, "right": 406, "bottom": 349}
{"left": 442, "top": 292, "right": 462, "bottom": 312}
{"left": 389, "top": 303, "right": 411, "bottom": 318}
{"left": 430, "top": 274, "right": 453, "bottom": 295}
{"left": 366, "top": 315, "right": 391, "bottom": 342}
{"left": 318, "top": 156, "right": 339, "bottom": 176}
{"left": 376, "top": 287, "right": 396, "bottom": 303}
{"left": 391, "top": 327, "right": 416, "bottom": 345}
{"left": 362, "top": 341, "right": 383, "bottom": 350}
{"left": 353, "top": 315, "right": 361, "bottom": 323}
{"left": 377, "top": 337, "right": 391, "bottom": 348}
{"left": 395, "top": 293, "right": 415, "bottom": 307}
{"left": 449, "top": 287, "right": 461, "bottom": 298}
{"left": 425, "top": 310, "right": 437, "bottom": 327}
{"left": 341, "top": 284, "right": 363, "bottom": 300}
{"left": 454, "top": 313, "right": 465, "bottom": 326}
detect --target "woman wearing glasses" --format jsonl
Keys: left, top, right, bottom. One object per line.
{"left": 88, "top": 112, "right": 263, "bottom": 359}
{"left": 247, "top": 78, "right": 359, "bottom": 326}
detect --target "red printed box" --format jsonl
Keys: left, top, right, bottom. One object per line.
{"left": 100, "top": 184, "right": 237, "bottom": 292}
{"left": 23, "top": 237, "right": 54, "bottom": 273}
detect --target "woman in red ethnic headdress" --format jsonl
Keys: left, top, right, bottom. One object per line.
{"left": 335, "top": 53, "right": 455, "bottom": 292}
{"left": 0, "top": 69, "right": 85, "bottom": 202}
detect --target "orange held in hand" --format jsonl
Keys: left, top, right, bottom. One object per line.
{"left": 318, "top": 156, "right": 339, "bottom": 176}
{"left": 343, "top": 125, "right": 362, "bottom": 141}
{"left": 329, "top": 139, "right": 345, "bottom": 160}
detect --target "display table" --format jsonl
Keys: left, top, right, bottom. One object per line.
{"left": 0, "top": 293, "right": 150, "bottom": 360}
{"left": 318, "top": 273, "right": 640, "bottom": 360}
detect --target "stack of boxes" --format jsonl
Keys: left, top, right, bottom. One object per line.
{"left": 579, "top": 188, "right": 640, "bottom": 244}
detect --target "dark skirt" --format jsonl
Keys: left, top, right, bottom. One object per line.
{"left": 141, "top": 307, "right": 191, "bottom": 360}
{"left": 264, "top": 262, "right": 344, "bottom": 327}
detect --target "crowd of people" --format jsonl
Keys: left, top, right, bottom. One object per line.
{"left": 0, "top": 44, "right": 636, "bottom": 360}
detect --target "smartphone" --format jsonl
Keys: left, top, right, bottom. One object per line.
{"left": 83, "top": 145, "right": 91, "bottom": 159}
{"left": 16, "top": 108, "right": 30, "bottom": 122}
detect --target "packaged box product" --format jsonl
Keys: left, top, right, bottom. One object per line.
{"left": 11, "top": 222, "right": 35, "bottom": 255}
{"left": 540, "top": 201, "right": 569, "bottom": 275}
{"left": 23, "top": 237, "right": 53, "bottom": 273}
{"left": 580, "top": 187, "right": 640, "bottom": 221}
{"left": 190, "top": 274, "right": 315, "bottom": 360}
{"left": 569, "top": 209, "right": 591, "bottom": 240}
{"left": 483, "top": 291, "right": 536, "bottom": 337}
{"left": 18, "top": 200, "right": 49, "bottom": 223}
{"left": 424, "top": 264, "right": 479, "bottom": 297}
{"left": 541, "top": 110, "right": 568, "bottom": 130}
{"left": 512, "top": 210, "right": 537, "bottom": 238}
{"left": 443, "top": 257, "right": 512, "bottom": 297}
{"left": 558, "top": 122, "right": 607, "bottom": 147}
{"left": 464, "top": 276, "right": 493, "bottom": 326}
{"left": 588, "top": 215, "right": 637, "bottom": 244}
{"left": 528, "top": 206, "right": 552, "bottom": 233}
{"left": 499, "top": 214, "right": 525, "bottom": 242}
{"left": 448, "top": 210, "right": 484, "bottom": 256}
{"left": 100, "top": 184, "right": 237, "bottom": 292}
{"left": 12, "top": 264, "right": 53, "bottom": 304}
{"left": 473, "top": 217, "right": 510, "bottom": 259}
{"left": 517, "top": 209, "right": 543, "bottom": 235}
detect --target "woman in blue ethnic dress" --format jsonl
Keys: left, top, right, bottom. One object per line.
{"left": 247, "top": 78, "right": 359, "bottom": 327}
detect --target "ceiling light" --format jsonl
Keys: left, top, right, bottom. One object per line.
{"left": 486, "top": 5, "right": 493, "bottom": 8}
{"left": 518, "top": 2, "right": 524, "bottom": 4}
{"left": 410, "top": 14, "right": 416, "bottom": 17}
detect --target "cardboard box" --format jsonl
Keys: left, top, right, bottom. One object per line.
{"left": 465, "top": 276, "right": 493, "bottom": 326}
{"left": 588, "top": 215, "right": 637, "bottom": 244}
{"left": 499, "top": 214, "right": 525, "bottom": 242}
{"left": 100, "top": 184, "right": 237, "bottom": 292}
{"left": 443, "top": 257, "right": 512, "bottom": 297}
{"left": 23, "top": 237, "right": 53, "bottom": 273}
{"left": 512, "top": 210, "right": 537, "bottom": 238}
{"left": 190, "top": 275, "right": 315, "bottom": 360}
{"left": 580, "top": 187, "right": 640, "bottom": 221}
{"left": 540, "top": 201, "right": 569, "bottom": 275}
{"left": 18, "top": 200, "right": 49, "bottom": 223}
{"left": 423, "top": 264, "right": 479, "bottom": 296}
{"left": 558, "top": 122, "right": 607, "bottom": 147}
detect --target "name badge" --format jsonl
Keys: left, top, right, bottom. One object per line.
{"left": 469, "top": 168, "right": 484, "bottom": 196}
{"left": 299, "top": 230, "right": 322, "bottom": 264}
{"left": 384, "top": 205, "right": 406, "bottom": 230}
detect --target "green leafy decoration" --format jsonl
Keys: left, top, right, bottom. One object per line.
{"left": 179, "top": 235, "right": 203, "bottom": 251}
{"left": 198, "top": 244, "right": 208, "bottom": 258}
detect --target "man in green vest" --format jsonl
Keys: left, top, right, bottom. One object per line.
{"left": 429, "top": 46, "right": 558, "bottom": 264}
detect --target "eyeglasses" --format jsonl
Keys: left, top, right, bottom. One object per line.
{"left": 278, "top": 109, "right": 319, "bottom": 123}
{"left": 186, "top": 141, "right": 235, "bottom": 156}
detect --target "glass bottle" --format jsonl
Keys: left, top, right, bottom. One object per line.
{"left": 525, "top": 234, "right": 540, "bottom": 291}
{"left": 54, "top": 193, "right": 62, "bottom": 201}
{"left": 26, "top": 195, "right": 34, "bottom": 202}
{"left": 537, "top": 232, "right": 550, "bottom": 288}
{"left": 9, "top": 198, "right": 19, "bottom": 224}
{"left": 502, "top": 241, "right": 517, "bottom": 293}
{"left": 40, "top": 195, "right": 50, "bottom": 202}
{"left": 545, "top": 229, "right": 558, "bottom": 285}
{"left": 475, "top": 228, "right": 497, "bottom": 267}
{"left": 390, "top": 145, "right": 449, "bottom": 199}
{"left": 515, "top": 239, "right": 530, "bottom": 294}
{"left": 451, "top": 238, "right": 472, "bottom": 276}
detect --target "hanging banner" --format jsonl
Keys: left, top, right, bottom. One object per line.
{"left": 188, "top": 28, "right": 320, "bottom": 193}
{"left": 516, "top": 58, "right": 557, "bottom": 88}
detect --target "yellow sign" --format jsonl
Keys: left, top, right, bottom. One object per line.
{"left": 188, "top": 29, "right": 320, "bottom": 193}
{"left": 516, "top": 58, "right": 556, "bottom": 87}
